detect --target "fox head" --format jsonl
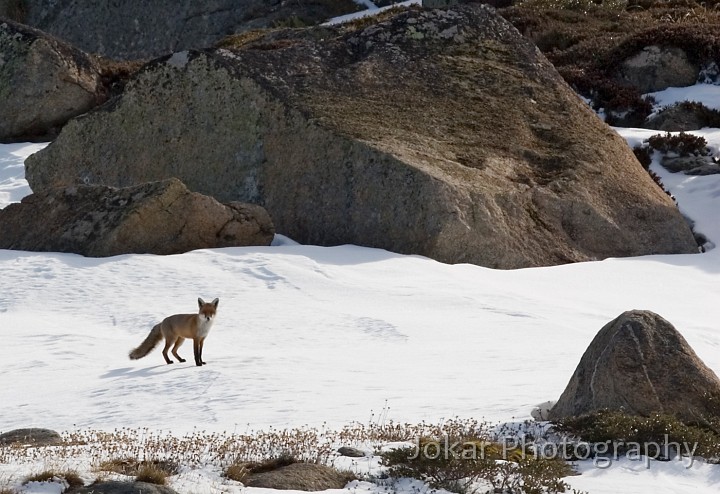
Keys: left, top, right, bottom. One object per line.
{"left": 198, "top": 297, "right": 219, "bottom": 322}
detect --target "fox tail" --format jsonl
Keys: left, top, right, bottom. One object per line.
{"left": 129, "top": 324, "right": 162, "bottom": 360}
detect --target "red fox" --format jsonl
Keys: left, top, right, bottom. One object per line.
{"left": 129, "top": 298, "right": 219, "bottom": 366}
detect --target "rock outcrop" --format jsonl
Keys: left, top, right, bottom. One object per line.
{"left": 0, "top": 19, "right": 103, "bottom": 142}
{"left": 0, "top": 178, "right": 274, "bottom": 256}
{"left": 25, "top": 5, "right": 699, "bottom": 268}
{"left": 548, "top": 310, "right": 720, "bottom": 422}
{"left": 0, "top": 0, "right": 361, "bottom": 60}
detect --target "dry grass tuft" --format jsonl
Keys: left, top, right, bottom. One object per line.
{"left": 97, "top": 458, "right": 177, "bottom": 478}
{"left": 135, "top": 465, "right": 168, "bottom": 485}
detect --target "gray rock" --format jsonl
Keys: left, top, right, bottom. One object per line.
{"left": 615, "top": 45, "right": 698, "bottom": 93}
{"left": 25, "top": 5, "right": 698, "bottom": 268}
{"left": 645, "top": 103, "right": 708, "bottom": 132}
{"left": 0, "top": 0, "right": 361, "bottom": 60}
{"left": 0, "top": 178, "right": 274, "bottom": 256}
{"left": 337, "top": 446, "right": 366, "bottom": 458}
{"left": 75, "top": 482, "right": 178, "bottom": 494}
{"left": 246, "top": 463, "right": 354, "bottom": 491}
{"left": 548, "top": 310, "right": 720, "bottom": 422}
{"left": 0, "top": 428, "right": 62, "bottom": 446}
{"left": 661, "top": 155, "right": 720, "bottom": 175}
{"left": 684, "top": 164, "right": 720, "bottom": 176}
{"left": 0, "top": 19, "right": 102, "bottom": 142}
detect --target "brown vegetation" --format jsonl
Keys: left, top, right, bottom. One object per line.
{"left": 500, "top": 3, "right": 720, "bottom": 120}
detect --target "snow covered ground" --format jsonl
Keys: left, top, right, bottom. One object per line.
{"left": 0, "top": 143, "right": 46, "bottom": 209}
{"left": 1, "top": 86, "right": 719, "bottom": 494}
{"left": 325, "top": 1, "right": 420, "bottom": 26}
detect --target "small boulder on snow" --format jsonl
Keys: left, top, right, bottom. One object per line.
{"left": 337, "top": 446, "right": 366, "bottom": 457}
{"left": 0, "top": 428, "right": 62, "bottom": 446}
{"left": 245, "top": 463, "right": 354, "bottom": 491}
{"left": 548, "top": 310, "right": 720, "bottom": 422}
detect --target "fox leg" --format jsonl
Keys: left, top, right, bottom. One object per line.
{"left": 162, "top": 337, "right": 176, "bottom": 364}
{"left": 193, "top": 337, "right": 207, "bottom": 366}
{"left": 171, "top": 337, "right": 186, "bottom": 363}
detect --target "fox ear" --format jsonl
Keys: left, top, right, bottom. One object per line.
{"left": 212, "top": 298, "right": 219, "bottom": 308}
{"left": 198, "top": 298, "right": 205, "bottom": 308}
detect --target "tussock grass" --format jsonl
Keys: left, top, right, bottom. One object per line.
{"left": 97, "top": 458, "right": 178, "bottom": 477}
{"left": 135, "top": 464, "right": 168, "bottom": 485}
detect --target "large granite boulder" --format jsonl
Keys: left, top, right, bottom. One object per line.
{"left": 0, "top": 0, "right": 361, "bottom": 60}
{"left": 0, "top": 19, "right": 103, "bottom": 142}
{"left": 0, "top": 178, "right": 274, "bottom": 256}
{"left": 548, "top": 310, "right": 720, "bottom": 422}
{"left": 25, "top": 5, "right": 698, "bottom": 268}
